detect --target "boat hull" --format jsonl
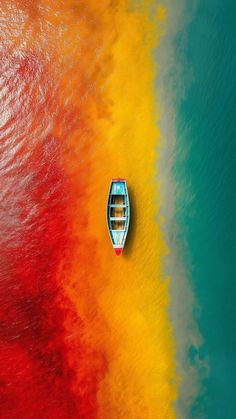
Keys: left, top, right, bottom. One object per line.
{"left": 106, "top": 179, "right": 130, "bottom": 255}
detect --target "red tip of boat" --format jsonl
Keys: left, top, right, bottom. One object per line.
{"left": 114, "top": 248, "right": 123, "bottom": 256}
{"left": 112, "top": 178, "right": 125, "bottom": 182}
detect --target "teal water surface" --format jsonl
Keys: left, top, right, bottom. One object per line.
{"left": 173, "top": 1, "right": 236, "bottom": 418}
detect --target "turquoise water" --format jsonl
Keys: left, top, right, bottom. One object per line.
{"left": 173, "top": 1, "right": 236, "bottom": 417}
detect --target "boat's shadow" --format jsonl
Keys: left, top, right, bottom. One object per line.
{"left": 123, "top": 186, "right": 136, "bottom": 258}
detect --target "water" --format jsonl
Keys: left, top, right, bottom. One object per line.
{"left": 1, "top": 1, "right": 235, "bottom": 417}
{"left": 173, "top": 1, "right": 236, "bottom": 417}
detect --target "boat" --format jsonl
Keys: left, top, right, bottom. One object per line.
{"left": 106, "top": 178, "right": 130, "bottom": 255}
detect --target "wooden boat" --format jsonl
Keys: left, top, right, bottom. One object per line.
{"left": 106, "top": 178, "right": 130, "bottom": 255}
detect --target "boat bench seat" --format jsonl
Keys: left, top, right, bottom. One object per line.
{"left": 110, "top": 217, "right": 126, "bottom": 221}
{"left": 110, "top": 229, "right": 126, "bottom": 232}
{"left": 110, "top": 204, "right": 126, "bottom": 208}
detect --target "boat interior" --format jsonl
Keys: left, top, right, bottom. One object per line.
{"left": 111, "top": 220, "right": 124, "bottom": 230}
{"left": 110, "top": 195, "right": 126, "bottom": 230}
{"left": 111, "top": 195, "right": 125, "bottom": 205}
{"left": 110, "top": 207, "right": 125, "bottom": 217}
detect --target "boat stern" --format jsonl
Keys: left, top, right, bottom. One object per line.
{"left": 114, "top": 247, "right": 123, "bottom": 256}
